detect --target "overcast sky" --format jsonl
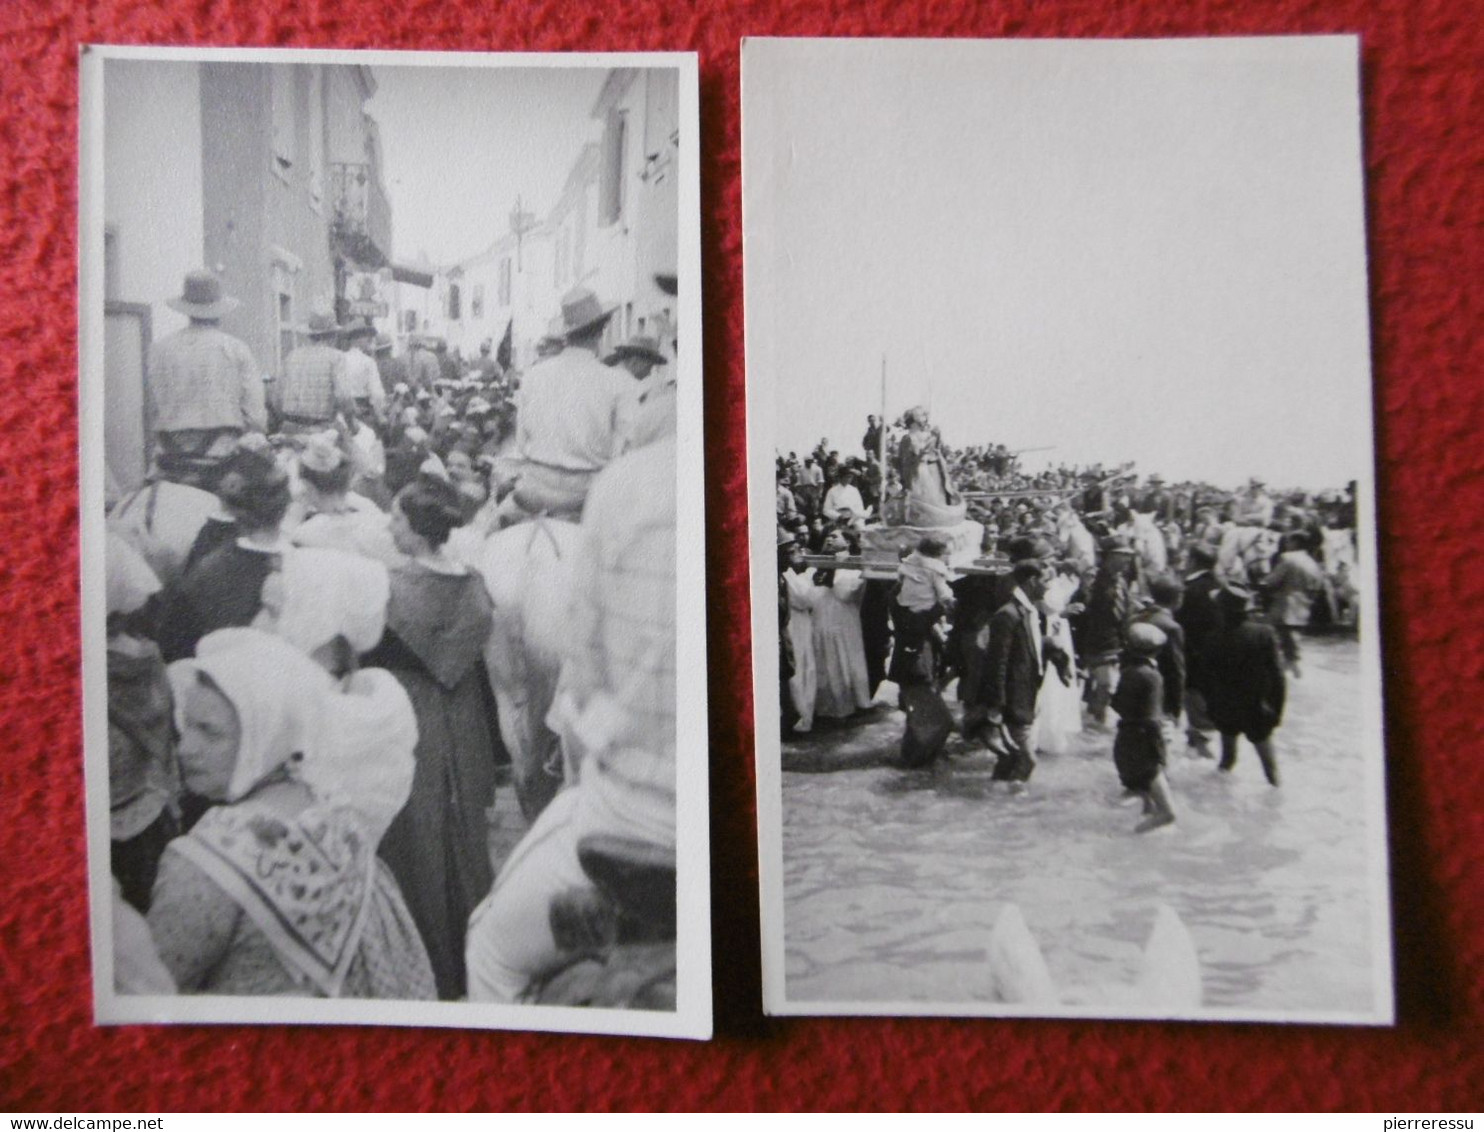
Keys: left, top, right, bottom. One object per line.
{"left": 744, "top": 38, "right": 1373, "bottom": 489}
{"left": 367, "top": 64, "right": 608, "bottom": 265}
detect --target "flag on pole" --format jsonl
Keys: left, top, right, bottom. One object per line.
{"left": 496, "top": 318, "right": 514, "bottom": 371}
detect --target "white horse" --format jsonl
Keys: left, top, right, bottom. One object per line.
{"left": 1216, "top": 524, "right": 1280, "bottom": 586}
{"left": 1126, "top": 511, "right": 1169, "bottom": 577}
{"left": 475, "top": 516, "right": 582, "bottom": 822}
{"left": 106, "top": 479, "right": 220, "bottom": 588}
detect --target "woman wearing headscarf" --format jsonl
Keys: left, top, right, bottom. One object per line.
{"left": 145, "top": 631, "right": 435, "bottom": 998}
{"left": 810, "top": 531, "right": 873, "bottom": 720}
{"left": 245, "top": 546, "right": 417, "bottom": 848}
{"left": 287, "top": 431, "right": 399, "bottom": 564}
{"left": 363, "top": 473, "right": 504, "bottom": 999}
{"left": 254, "top": 545, "right": 391, "bottom": 676}
{"left": 155, "top": 446, "right": 293, "bottom": 663}
{"left": 106, "top": 532, "right": 179, "bottom": 912}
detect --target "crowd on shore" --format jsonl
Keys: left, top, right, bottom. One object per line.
{"left": 776, "top": 412, "right": 1361, "bottom": 832}
{"left": 106, "top": 269, "right": 679, "bottom": 1008}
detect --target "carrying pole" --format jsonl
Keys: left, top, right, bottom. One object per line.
{"left": 879, "top": 354, "right": 888, "bottom": 498}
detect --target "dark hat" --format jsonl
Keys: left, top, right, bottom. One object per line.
{"left": 298, "top": 311, "right": 341, "bottom": 338}
{"left": 1006, "top": 535, "right": 1055, "bottom": 563}
{"left": 1186, "top": 541, "right": 1218, "bottom": 567}
{"left": 372, "top": 334, "right": 394, "bottom": 354}
{"left": 1221, "top": 578, "right": 1253, "bottom": 597}
{"left": 654, "top": 272, "right": 678, "bottom": 297}
{"left": 560, "top": 287, "right": 617, "bottom": 338}
{"left": 342, "top": 319, "right": 377, "bottom": 341}
{"left": 603, "top": 335, "right": 669, "bottom": 367}
{"left": 1099, "top": 536, "right": 1136, "bottom": 556}
{"left": 166, "top": 270, "right": 239, "bottom": 319}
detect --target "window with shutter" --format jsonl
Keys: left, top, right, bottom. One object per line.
{"left": 600, "top": 109, "right": 626, "bottom": 226}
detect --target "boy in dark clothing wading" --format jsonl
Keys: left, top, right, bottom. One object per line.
{"left": 1112, "top": 621, "right": 1179, "bottom": 832}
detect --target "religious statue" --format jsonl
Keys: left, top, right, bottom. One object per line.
{"left": 891, "top": 406, "right": 966, "bottom": 528}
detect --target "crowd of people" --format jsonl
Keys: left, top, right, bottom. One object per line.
{"left": 776, "top": 410, "right": 1361, "bottom": 832}
{"left": 105, "top": 269, "right": 680, "bottom": 1008}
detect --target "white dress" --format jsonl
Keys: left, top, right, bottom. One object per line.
{"left": 783, "top": 569, "right": 820, "bottom": 732}
{"left": 811, "top": 568, "right": 873, "bottom": 720}
{"left": 1032, "top": 573, "right": 1084, "bottom": 755}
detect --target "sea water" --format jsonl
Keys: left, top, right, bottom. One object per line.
{"left": 781, "top": 636, "right": 1381, "bottom": 1015}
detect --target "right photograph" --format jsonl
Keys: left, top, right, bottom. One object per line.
{"left": 743, "top": 36, "right": 1392, "bottom": 1023}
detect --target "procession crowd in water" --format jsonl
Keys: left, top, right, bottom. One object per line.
{"left": 106, "top": 270, "right": 679, "bottom": 1007}
{"left": 775, "top": 410, "right": 1360, "bottom": 832}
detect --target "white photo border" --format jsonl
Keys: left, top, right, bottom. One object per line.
{"left": 79, "top": 43, "right": 710, "bottom": 1039}
{"left": 742, "top": 34, "right": 1394, "bottom": 1025}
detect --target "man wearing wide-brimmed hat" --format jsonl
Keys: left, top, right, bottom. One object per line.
{"left": 606, "top": 334, "right": 675, "bottom": 454}
{"left": 1232, "top": 475, "right": 1275, "bottom": 527}
{"left": 274, "top": 310, "right": 351, "bottom": 434}
{"left": 406, "top": 333, "right": 441, "bottom": 394}
{"left": 603, "top": 333, "right": 668, "bottom": 382}
{"left": 338, "top": 319, "right": 386, "bottom": 424}
{"left": 147, "top": 269, "right": 267, "bottom": 471}
{"left": 496, "top": 286, "right": 633, "bottom": 525}
{"left": 471, "top": 338, "right": 503, "bottom": 383}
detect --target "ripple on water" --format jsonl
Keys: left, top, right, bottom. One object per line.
{"left": 780, "top": 636, "right": 1381, "bottom": 1014}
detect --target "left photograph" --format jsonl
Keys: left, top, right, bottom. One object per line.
{"left": 79, "top": 46, "right": 710, "bottom": 1039}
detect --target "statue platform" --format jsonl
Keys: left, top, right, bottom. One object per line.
{"left": 859, "top": 517, "right": 985, "bottom": 569}
{"left": 802, "top": 519, "right": 998, "bottom": 581}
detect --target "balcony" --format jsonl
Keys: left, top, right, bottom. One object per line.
{"left": 329, "top": 161, "right": 392, "bottom": 268}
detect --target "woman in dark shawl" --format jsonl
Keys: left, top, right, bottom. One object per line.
{"left": 156, "top": 446, "right": 292, "bottom": 664}
{"left": 365, "top": 473, "right": 505, "bottom": 999}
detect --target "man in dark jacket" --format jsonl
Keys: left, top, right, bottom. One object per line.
{"left": 1175, "top": 543, "right": 1223, "bottom": 758}
{"left": 959, "top": 536, "right": 1055, "bottom": 744}
{"left": 1076, "top": 540, "right": 1135, "bottom": 727}
{"left": 982, "top": 561, "right": 1062, "bottom": 784}
{"left": 1204, "top": 582, "right": 1287, "bottom": 786}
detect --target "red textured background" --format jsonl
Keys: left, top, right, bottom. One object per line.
{"left": 1, "top": 0, "right": 1480, "bottom": 1113}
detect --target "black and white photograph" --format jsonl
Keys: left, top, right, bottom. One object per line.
{"left": 744, "top": 36, "right": 1392, "bottom": 1022}
{"left": 79, "top": 46, "right": 710, "bottom": 1038}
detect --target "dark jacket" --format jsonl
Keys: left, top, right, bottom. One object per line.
{"left": 1130, "top": 605, "right": 1186, "bottom": 719}
{"left": 1175, "top": 570, "right": 1223, "bottom": 691}
{"left": 984, "top": 594, "right": 1047, "bottom": 727}
{"left": 1204, "top": 617, "right": 1287, "bottom": 739}
{"left": 156, "top": 541, "right": 277, "bottom": 663}
{"left": 1077, "top": 570, "right": 1129, "bottom": 662}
